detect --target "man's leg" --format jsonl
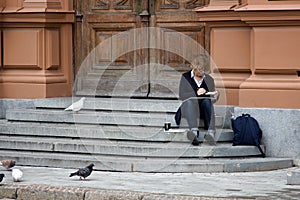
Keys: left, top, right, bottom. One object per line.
{"left": 181, "top": 99, "right": 201, "bottom": 146}
{"left": 181, "top": 99, "right": 199, "bottom": 130}
{"left": 200, "top": 99, "right": 215, "bottom": 130}
{"left": 200, "top": 99, "right": 216, "bottom": 145}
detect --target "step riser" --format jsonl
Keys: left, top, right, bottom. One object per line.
{"left": 225, "top": 160, "right": 294, "bottom": 173}
{"left": 0, "top": 153, "right": 293, "bottom": 173}
{"left": 0, "top": 123, "right": 234, "bottom": 142}
{"left": 0, "top": 139, "right": 264, "bottom": 158}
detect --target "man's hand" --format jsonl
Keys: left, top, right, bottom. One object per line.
{"left": 197, "top": 88, "right": 206, "bottom": 95}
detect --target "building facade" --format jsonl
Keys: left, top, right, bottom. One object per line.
{"left": 0, "top": 0, "right": 299, "bottom": 109}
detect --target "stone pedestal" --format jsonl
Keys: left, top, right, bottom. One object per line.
{"left": 0, "top": 0, "right": 74, "bottom": 98}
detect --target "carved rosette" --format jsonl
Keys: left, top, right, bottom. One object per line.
{"left": 159, "top": 0, "right": 207, "bottom": 9}
{"left": 94, "top": 0, "right": 110, "bottom": 10}
{"left": 160, "top": 0, "right": 179, "bottom": 9}
{"left": 185, "top": 0, "right": 206, "bottom": 9}
{"left": 94, "top": 0, "right": 133, "bottom": 10}
{"left": 114, "top": 0, "right": 133, "bottom": 10}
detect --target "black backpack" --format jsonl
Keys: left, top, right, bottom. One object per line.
{"left": 231, "top": 113, "right": 265, "bottom": 157}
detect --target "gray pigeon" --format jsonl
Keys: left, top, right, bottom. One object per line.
{"left": 69, "top": 163, "right": 94, "bottom": 180}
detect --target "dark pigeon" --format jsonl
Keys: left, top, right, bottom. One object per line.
{"left": 1, "top": 160, "right": 16, "bottom": 170}
{"left": 69, "top": 163, "right": 94, "bottom": 180}
{"left": 0, "top": 174, "right": 5, "bottom": 183}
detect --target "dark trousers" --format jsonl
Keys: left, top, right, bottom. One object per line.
{"left": 181, "top": 99, "right": 215, "bottom": 130}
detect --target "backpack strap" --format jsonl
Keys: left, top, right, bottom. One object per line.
{"left": 257, "top": 145, "right": 266, "bottom": 158}
{"left": 243, "top": 114, "right": 265, "bottom": 158}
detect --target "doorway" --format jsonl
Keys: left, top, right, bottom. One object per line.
{"left": 74, "top": 0, "right": 208, "bottom": 98}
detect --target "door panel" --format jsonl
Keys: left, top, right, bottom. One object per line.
{"left": 148, "top": 0, "right": 206, "bottom": 98}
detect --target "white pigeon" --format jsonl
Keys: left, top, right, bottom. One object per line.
{"left": 64, "top": 97, "right": 86, "bottom": 112}
{"left": 12, "top": 168, "right": 23, "bottom": 182}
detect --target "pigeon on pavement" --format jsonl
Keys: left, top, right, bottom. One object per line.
{"left": 0, "top": 160, "right": 16, "bottom": 170}
{"left": 69, "top": 163, "right": 94, "bottom": 180}
{"left": 64, "top": 97, "right": 86, "bottom": 112}
{"left": 12, "top": 168, "right": 23, "bottom": 182}
{"left": 0, "top": 174, "right": 4, "bottom": 183}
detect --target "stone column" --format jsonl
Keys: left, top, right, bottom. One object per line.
{"left": 236, "top": 3, "right": 300, "bottom": 108}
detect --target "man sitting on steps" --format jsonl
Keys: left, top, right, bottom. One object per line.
{"left": 175, "top": 58, "right": 219, "bottom": 146}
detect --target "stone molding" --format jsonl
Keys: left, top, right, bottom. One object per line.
{"left": 0, "top": 0, "right": 73, "bottom": 12}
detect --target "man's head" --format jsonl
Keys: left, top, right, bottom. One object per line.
{"left": 190, "top": 55, "right": 209, "bottom": 75}
{"left": 191, "top": 60, "right": 205, "bottom": 78}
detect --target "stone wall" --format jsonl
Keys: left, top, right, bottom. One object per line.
{"left": 234, "top": 107, "right": 300, "bottom": 165}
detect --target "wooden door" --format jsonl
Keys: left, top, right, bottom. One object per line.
{"left": 74, "top": 0, "right": 208, "bottom": 98}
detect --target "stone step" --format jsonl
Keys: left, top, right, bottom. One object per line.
{"left": 0, "top": 121, "right": 234, "bottom": 142}
{"left": 1, "top": 97, "right": 291, "bottom": 174}
{"left": 5, "top": 109, "right": 225, "bottom": 128}
{"left": 33, "top": 97, "right": 233, "bottom": 128}
{"left": 33, "top": 97, "right": 233, "bottom": 115}
{"left": 33, "top": 97, "right": 181, "bottom": 112}
{"left": 0, "top": 150, "right": 293, "bottom": 173}
{"left": 0, "top": 136, "right": 263, "bottom": 158}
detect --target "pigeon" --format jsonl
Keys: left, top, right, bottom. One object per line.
{"left": 64, "top": 97, "right": 86, "bottom": 112}
{"left": 69, "top": 163, "right": 94, "bottom": 180}
{"left": 0, "top": 174, "right": 4, "bottom": 183}
{"left": 0, "top": 160, "right": 16, "bottom": 170}
{"left": 12, "top": 168, "right": 23, "bottom": 182}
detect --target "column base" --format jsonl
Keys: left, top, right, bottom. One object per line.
{"left": 0, "top": 83, "right": 72, "bottom": 99}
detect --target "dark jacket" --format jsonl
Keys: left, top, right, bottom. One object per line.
{"left": 179, "top": 70, "right": 215, "bottom": 101}
{"left": 175, "top": 70, "right": 216, "bottom": 125}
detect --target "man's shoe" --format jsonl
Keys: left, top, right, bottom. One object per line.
{"left": 187, "top": 130, "right": 196, "bottom": 141}
{"left": 204, "top": 131, "right": 215, "bottom": 145}
{"left": 192, "top": 138, "right": 200, "bottom": 146}
{"left": 187, "top": 130, "right": 201, "bottom": 146}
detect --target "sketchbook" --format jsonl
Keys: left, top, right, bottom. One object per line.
{"left": 182, "top": 96, "right": 217, "bottom": 103}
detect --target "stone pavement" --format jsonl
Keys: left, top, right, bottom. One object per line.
{"left": 0, "top": 166, "right": 300, "bottom": 200}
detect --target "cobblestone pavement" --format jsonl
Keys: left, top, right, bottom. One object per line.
{"left": 0, "top": 166, "right": 299, "bottom": 199}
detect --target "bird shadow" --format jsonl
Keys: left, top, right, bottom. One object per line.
{"left": 13, "top": 180, "right": 24, "bottom": 183}
{"left": 70, "top": 178, "right": 94, "bottom": 182}
{"left": 0, "top": 169, "right": 12, "bottom": 172}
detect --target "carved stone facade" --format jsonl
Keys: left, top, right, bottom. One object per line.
{"left": 196, "top": 0, "right": 300, "bottom": 108}
{"left": 1, "top": 0, "right": 299, "bottom": 109}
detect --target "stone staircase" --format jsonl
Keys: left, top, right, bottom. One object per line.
{"left": 0, "top": 97, "right": 293, "bottom": 172}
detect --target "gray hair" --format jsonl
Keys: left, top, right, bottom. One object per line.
{"left": 190, "top": 55, "right": 208, "bottom": 71}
